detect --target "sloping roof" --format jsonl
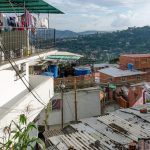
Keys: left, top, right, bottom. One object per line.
{"left": 48, "top": 104, "right": 150, "bottom": 150}
{"left": 99, "top": 67, "right": 145, "bottom": 77}
{"left": 0, "top": 0, "right": 63, "bottom": 14}
{"left": 121, "top": 54, "right": 150, "bottom": 58}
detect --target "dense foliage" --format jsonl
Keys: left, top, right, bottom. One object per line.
{"left": 56, "top": 26, "right": 150, "bottom": 62}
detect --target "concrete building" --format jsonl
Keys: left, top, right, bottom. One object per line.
{"left": 0, "top": 0, "right": 63, "bottom": 147}
{"left": 39, "top": 87, "right": 101, "bottom": 127}
{"left": 0, "top": 50, "right": 56, "bottom": 139}
{"left": 120, "top": 54, "right": 150, "bottom": 71}
{"left": 99, "top": 67, "right": 146, "bottom": 84}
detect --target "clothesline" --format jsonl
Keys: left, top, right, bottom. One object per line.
{"left": 0, "top": 10, "right": 49, "bottom": 33}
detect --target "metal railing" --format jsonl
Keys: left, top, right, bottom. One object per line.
{"left": 0, "top": 28, "right": 55, "bottom": 63}
{"left": 29, "top": 28, "right": 55, "bottom": 51}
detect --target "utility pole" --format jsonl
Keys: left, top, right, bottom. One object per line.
{"left": 74, "top": 77, "right": 77, "bottom": 121}
{"left": 60, "top": 81, "right": 65, "bottom": 129}
{"left": 61, "top": 89, "right": 64, "bottom": 129}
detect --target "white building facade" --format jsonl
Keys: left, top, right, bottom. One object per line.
{"left": 0, "top": 51, "right": 56, "bottom": 139}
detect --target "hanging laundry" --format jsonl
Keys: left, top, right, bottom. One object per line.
{"left": 7, "top": 17, "right": 17, "bottom": 27}
{"left": 31, "top": 26, "right": 36, "bottom": 34}
{"left": 3, "top": 15, "right": 10, "bottom": 32}
{"left": 0, "top": 13, "right": 3, "bottom": 22}
{"left": 18, "top": 21, "right": 25, "bottom": 31}
{"left": 32, "top": 16, "right": 37, "bottom": 27}
{"left": 0, "top": 13, "right": 3, "bottom": 31}
{"left": 21, "top": 10, "right": 32, "bottom": 28}
{"left": 25, "top": 10, "right": 32, "bottom": 27}
{"left": 18, "top": 15, "right": 24, "bottom": 30}
{"left": 40, "top": 18, "right": 48, "bottom": 28}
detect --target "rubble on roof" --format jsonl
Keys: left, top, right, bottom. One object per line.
{"left": 47, "top": 104, "right": 150, "bottom": 150}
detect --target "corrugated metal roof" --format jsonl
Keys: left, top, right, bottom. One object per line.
{"left": 99, "top": 67, "right": 145, "bottom": 77}
{"left": 48, "top": 104, "right": 150, "bottom": 150}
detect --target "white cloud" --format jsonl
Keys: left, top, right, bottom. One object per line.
{"left": 111, "top": 10, "right": 135, "bottom": 28}
{"left": 46, "top": 0, "right": 150, "bottom": 31}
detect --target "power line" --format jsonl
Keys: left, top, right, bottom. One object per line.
{"left": 0, "top": 44, "right": 46, "bottom": 106}
{"left": 0, "top": 40, "right": 48, "bottom": 106}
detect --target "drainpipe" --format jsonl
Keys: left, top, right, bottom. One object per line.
{"left": 143, "top": 90, "right": 146, "bottom": 104}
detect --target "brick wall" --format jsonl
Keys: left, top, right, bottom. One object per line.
{"left": 120, "top": 55, "right": 150, "bottom": 70}
{"left": 54, "top": 74, "right": 95, "bottom": 91}
{"left": 99, "top": 72, "right": 113, "bottom": 83}
{"left": 100, "top": 72, "right": 148, "bottom": 84}
{"left": 146, "top": 72, "right": 150, "bottom": 82}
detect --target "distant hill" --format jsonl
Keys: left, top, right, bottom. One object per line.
{"left": 55, "top": 30, "right": 78, "bottom": 39}
{"left": 34, "top": 29, "right": 107, "bottom": 39}
{"left": 55, "top": 26, "right": 150, "bottom": 62}
{"left": 55, "top": 30, "right": 107, "bottom": 38}
{"left": 79, "top": 30, "right": 107, "bottom": 35}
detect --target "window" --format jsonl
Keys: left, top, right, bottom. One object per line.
{"left": 14, "top": 63, "right": 26, "bottom": 81}
{"left": 20, "top": 63, "right": 26, "bottom": 74}
{"left": 137, "top": 75, "right": 142, "bottom": 81}
{"left": 121, "top": 77, "right": 126, "bottom": 81}
{"left": 141, "top": 59, "right": 147, "bottom": 64}
{"left": 52, "top": 99, "right": 61, "bottom": 111}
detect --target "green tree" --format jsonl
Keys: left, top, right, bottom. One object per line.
{"left": 0, "top": 114, "right": 45, "bottom": 150}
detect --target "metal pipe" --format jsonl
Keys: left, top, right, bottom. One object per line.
{"left": 61, "top": 88, "right": 64, "bottom": 129}
{"left": 48, "top": 13, "right": 50, "bottom": 28}
{"left": 60, "top": 81, "right": 65, "bottom": 129}
{"left": 74, "top": 77, "right": 78, "bottom": 121}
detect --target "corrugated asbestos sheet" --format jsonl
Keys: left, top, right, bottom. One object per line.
{"left": 47, "top": 104, "right": 150, "bottom": 150}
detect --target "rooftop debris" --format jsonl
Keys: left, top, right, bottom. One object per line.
{"left": 47, "top": 104, "right": 150, "bottom": 150}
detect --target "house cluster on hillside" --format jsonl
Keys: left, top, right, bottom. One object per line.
{"left": 99, "top": 54, "right": 150, "bottom": 84}
{"left": 96, "top": 54, "right": 150, "bottom": 109}
{"left": 0, "top": 1, "right": 150, "bottom": 149}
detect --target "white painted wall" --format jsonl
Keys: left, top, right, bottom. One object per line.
{"left": 0, "top": 50, "right": 56, "bottom": 145}
{"left": 0, "top": 50, "right": 57, "bottom": 108}
{"left": 0, "top": 68, "right": 29, "bottom": 107}
{"left": 0, "top": 75, "right": 54, "bottom": 138}
{"left": 39, "top": 88, "right": 101, "bottom": 126}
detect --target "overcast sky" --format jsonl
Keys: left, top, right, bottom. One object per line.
{"left": 45, "top": 0, "right": 150, "bottom": 32}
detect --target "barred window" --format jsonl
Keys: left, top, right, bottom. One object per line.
{"left": 52, "top": 99, "right": 61, "bottom": 111}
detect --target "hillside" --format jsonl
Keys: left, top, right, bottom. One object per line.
{"left": 55, "top": 30, "right": 106, "bottom": 38}
{"left": 55, "top": 26, "right": 150, "bottom": 62}
{"left": 55, "top": 30, "right": 78, "bottom": 38}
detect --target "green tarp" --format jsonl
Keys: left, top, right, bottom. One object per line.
{"left": 109, "top": 83, "right": 116, "bottom": 89}
{"left": 0, "top": 0, "right": 63, "bottom": 14}
{"left": 47, "top": 55, "right": 81, "bottom": 60}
